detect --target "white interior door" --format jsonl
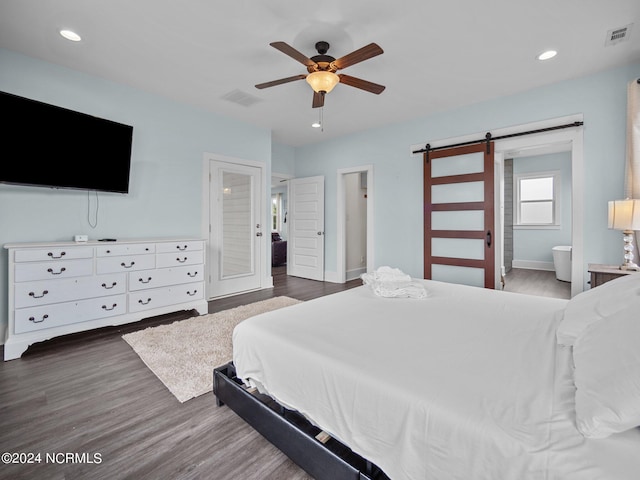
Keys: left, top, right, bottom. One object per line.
{"left": 288, "top": 176, "right": 325, "bottom": 281}
{"left": 209, "top": 160, "right": 263, "bottom": 297}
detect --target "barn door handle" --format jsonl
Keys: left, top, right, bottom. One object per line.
{"left": 486, "top": 230, "right": 492, "bottom": 248}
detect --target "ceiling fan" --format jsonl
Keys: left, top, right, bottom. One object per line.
{"left": 255, "top": 41, "right": 385, "bottom": 108}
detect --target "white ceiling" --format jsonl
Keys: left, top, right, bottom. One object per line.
{"left": 1, "top": 0, "right": 638, "bottom": 147}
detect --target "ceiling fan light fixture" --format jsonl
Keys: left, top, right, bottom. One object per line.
{"left": 306, "top": 71, "right": 339, "bottom": 93}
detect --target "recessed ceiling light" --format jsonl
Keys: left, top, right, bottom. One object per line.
{"left": 537, "top": 50, "right": 557, "bottom": 61}
{"left": 311, "top": 122, "right": 321, "bottom": 128}
{"left": 60, "top": 29, "right": 81, "bottom": 42}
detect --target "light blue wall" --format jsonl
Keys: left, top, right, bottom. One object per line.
{"left": 293, "top": 62, "right": 640, "bottom": 286}
{"left": 512, "top": 152, "right": 572, "bottom": 264}
{"left": 0, "top": 49, "right": 272, "bottom": 337}
{"left": 272, "top": 142, "right": 296, "bottom": 176}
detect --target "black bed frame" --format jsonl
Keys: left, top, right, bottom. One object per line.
{"left": 213, "top": 363, "right": 390, "bottom": 480}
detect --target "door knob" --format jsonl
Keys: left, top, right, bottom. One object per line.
{"left": 256, "top": 232, "right": 263, "bottom": 237}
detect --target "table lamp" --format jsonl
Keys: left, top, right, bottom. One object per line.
{"left": 608, "top": 199, "right": 640, "bottom": 270}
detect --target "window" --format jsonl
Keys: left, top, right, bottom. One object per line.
{"left": 271, "top": 193, "right": 282, "bottom": 231}
{"left": 514, "top": 171, "right": 560, "bottom": 227}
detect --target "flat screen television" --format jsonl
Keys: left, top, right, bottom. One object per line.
{"left": 0, "top": 91, "right": 133, "bottom": 193}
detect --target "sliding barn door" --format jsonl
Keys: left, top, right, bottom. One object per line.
{"left": 424, "top": 142, "right": 495, "bottom": 288}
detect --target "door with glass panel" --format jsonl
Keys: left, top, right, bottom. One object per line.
{"left": 424, "top": 142, "right": 495, "bottom": 288}
{"left": 209, "top": 160, "right": 263, "bottom": 297}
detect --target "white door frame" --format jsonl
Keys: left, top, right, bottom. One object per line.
{"left": 411, "top": 114, "right": 584, "bottom": 296}
{"left": 201, "top": 153, "right": 269, "bottom": 300}
{"left": 336, "top": 165, "right": 375, "bottom": 284}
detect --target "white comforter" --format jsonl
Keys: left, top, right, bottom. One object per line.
{"left": 232, "top": 280, "right": 640, "bottom": 479}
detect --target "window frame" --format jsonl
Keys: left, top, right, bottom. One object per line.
{"left": 271, "top": 192, "right": 282, "bottom": 232}
{"left": 513, "top": 170, "right": 561, "bottom": 229}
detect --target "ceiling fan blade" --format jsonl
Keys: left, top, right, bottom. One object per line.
{"left": 270, "top": 41, "right": 317, "bottom": 67}
{"left": 312, "top": 91, "right": 325, "bottom": 108}
{"left": 332, "top": 43, "right": 383, "bottom": 70}
{"left": 255, "top": 74, "right": 307, "bottom": 89}
{"left": 338, "top": 74, "right": 385, "bottom": 94}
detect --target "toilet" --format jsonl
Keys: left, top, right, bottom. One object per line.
{"left": 552, "top": 246, "right": 572, "bottom": 282}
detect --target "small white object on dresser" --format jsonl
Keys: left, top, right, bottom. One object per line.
{"left": 4, "top": 238, "right": 208, "bottom": 360}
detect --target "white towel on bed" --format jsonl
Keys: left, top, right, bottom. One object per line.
{"left": 361, "top": 266, "right": 428, "bottom": 298}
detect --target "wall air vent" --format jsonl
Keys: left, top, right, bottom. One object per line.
{"left": 221, "top": 89, "right": 263, "bottom": 107}
{"left": 605, "top": 23, "right": 633, "bottom": 46}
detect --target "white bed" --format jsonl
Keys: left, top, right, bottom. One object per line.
{"left": 232, "top": 274, "right": 640, "bottom": 480}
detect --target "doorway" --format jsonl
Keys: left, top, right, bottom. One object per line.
{"left": 412, "top": 114, "right": 584, "bottom": 297}
{"left": 337, "top": 165, "right": 375, "bottom": 284}
{"left": 501, "top": 146, "right": 573, "bottom": 299}
{"left": 495, "top": 118, "right": 583, "bottom": 297}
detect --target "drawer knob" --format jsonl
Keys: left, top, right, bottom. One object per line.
{"left": 187, "top": 290, "right": 198, "bottom": 296}
{"left": 101, "top": 282, "right": 117, "bottom": 290}
{"left": 47, "top": 267, "right": 66, "bottom": 275}
{"left": 121, "top": 261, "right": 136, "bottom": 269}
{"left": 187, "top": 271, "right": 198, "bottom": 278}
{"left": 29, "top": 290, "right": 49, "bottom": 299}
{"left": 177, "top": 245, "right": 188, "bottom": 251}
{"left": 138, "top": 277, "right": 152, "bottom": 284}
{"left": 176, "top": 257, "right": 188, "bottom": 263}
{"left": 138, "top": 298, "right": 152, "bottom": 305}
{"left": 102, "top": 304, "right": 118, "bottom": 311}
{"left": 47, "top": 251, "right": 66, "bottom": 259}
{"left": 29, "top": 314, "right": 49, "bottom": 323}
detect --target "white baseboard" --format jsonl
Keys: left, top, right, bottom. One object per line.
{"left": 346, "top": 267, "right": 366, "bottom": 281}
{"left": 512, "top": 260, "right": 555, "bottom": 271}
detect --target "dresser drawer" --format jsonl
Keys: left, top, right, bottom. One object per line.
{"left": 14, "top": 294, "right": 126, "bottom": 334}
{"left": 96, "top": 243, "right": 155, "bottom": 257}
{"left": 96, "top": 254, "right": 155, "bottom": 274}
{"left": 156, "top": 241, "right": 204, "bottom": 254}
{"left": 14, "top": 246, "right": 94, "bottom": 263}
{"left": 156, "top": 250, "right": 204, "bottom": 269}
{"left": 14, "top": 259, "right": 94, "bottom": 283}
{"left": 129, "top": 282, "right": 204, "bottom": 313}
{"left": 129, "top": 265, "right": 204, "bottom": 291}
{"left": 14, "top": 274, "right": 126, "bottom": 309}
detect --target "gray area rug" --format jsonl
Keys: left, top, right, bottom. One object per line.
{"left": 122, "top": 296, "right": 302, "bottom": 402}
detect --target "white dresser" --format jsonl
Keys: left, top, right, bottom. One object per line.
{"left": 4, "top": 238, "right": 208, "bottom": 360}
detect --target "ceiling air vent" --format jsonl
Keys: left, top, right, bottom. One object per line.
{"left": 221, "top": 89, "right": 263, "bottom": 107}
{"left": 605, "top": 23, "right": 633, "bottom": 46}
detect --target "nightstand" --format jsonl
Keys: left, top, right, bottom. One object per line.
{"left": 588, "top": 263, "right": 636, "bottom": 288}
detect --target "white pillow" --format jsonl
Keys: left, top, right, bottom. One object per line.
{"left": 556, "top": 273, "right": 640, "bottom": 346}
{"left": 573, "top": 302, "right": 640, "bottom": 438}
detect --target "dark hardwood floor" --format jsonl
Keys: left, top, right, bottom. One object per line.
{"left": 0, "top": 266, "right": 361, "bottom": 480}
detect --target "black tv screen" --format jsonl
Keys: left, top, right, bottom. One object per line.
{"left": 0, "top": 91, "right": 133, "bottom": 193}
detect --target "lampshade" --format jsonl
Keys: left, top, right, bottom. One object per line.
{"left": 305, "top": 71, "right": 339, "bottom": 93}
{"left": 608, "top": 199, "right": 640, "bottom": 231}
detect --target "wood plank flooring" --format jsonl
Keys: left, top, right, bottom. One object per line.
{"left": 0, "top": 267, "right": 361, "bottom": 480}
